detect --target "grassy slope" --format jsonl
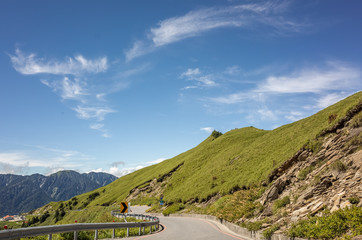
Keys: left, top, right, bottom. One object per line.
{"left": 34, "top": 91, "right": 361, "bottom": 224}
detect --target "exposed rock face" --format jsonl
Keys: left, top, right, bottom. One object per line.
{"left": 126, "top": 163, "right": 184, "bottom": 202}
{"left": 259, "top": 108, "right": 362, "bottom": 224}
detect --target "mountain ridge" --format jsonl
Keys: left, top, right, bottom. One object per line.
{"left": 0, "top": 170, "right": 117, "bottom": 216}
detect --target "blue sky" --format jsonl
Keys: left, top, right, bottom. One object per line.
{"left": 1, "top": 0, "right": 361, "bottom": 177}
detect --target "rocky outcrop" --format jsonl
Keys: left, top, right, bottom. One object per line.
{"left": 126, "top": 163, "right": 184, "bottom": 202}
{"left": 258, "top": 107, "right": 362, "bottom": 227}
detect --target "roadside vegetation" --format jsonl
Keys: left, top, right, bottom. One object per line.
{"left": 289, "top": 206, "right": 362, "bottom": 239}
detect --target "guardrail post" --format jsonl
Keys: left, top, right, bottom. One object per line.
{"left": 150, "top": 225, "right": 152, "bottom": 233}
{"left": 112, "top": 228, "right": 115, "bottom": 238}
{"left": 94, "top": 229, "right": 98, "bottom": 240}
{"left": 143, "top": 226, "right": 145, "bottom": 235}
{"left": 48, "top": 234, "right": 52, "bottom": 240}
{"left": 127, "top": 228, "right": 129, "bottom": 237}
{"left": 139, "top": 226, "right": 141, "bottom": 235}
{"left": 74, "top": 231, "right": 78, "bottom": 240}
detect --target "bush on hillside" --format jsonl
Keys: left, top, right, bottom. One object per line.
{"left": 87, "top": 192, "right": 100, "bottom": 201}
{"left": 330, "top": 160, "right": 347, "bottom": 172}
{"left": 211, "top": 130, "right": 223, "bottom": 139}
{"left": 273, "top": 196, "right": 290, "bottom": 211}
{"left": 297, "top": 166, "right": 314, "bottom": 180}
{"left": 288, "top": 206, "right": 362, "bottom": 239}
{"left": 262, "top": 224, "right": 280, "bottom": 239}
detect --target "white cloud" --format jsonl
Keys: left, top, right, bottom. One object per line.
{"left": 257, "top": 108, "right": 277, "bottom": 121}
{"left": 41, "top": 77, "right": 88, "bottom": 101}
{"left": 180, "top": 68, "right": 218, "bottom": 89}
{"left": 256, "top": 61, "right": 361, "bottom": 94}
{"left": 91, "top": 166, "right": 144, "bottom": 177}
{"left": 147, "top": 158, "right": 167, "bottom": 165}
{"left": 224, "top": 65, "right": 241, "bottom": 76}
{"left": 11, "top": 49, "right": 108, "bottom": 76}
{"left": 101, "top": 133, "right": 111, "bottom": 138}
{"left": 209, "top": 61, "right": 361, "bottom": 105}
{"left": 210, "top": 92, "right": 254, "bottom": 104}
{"left": 315, "top": 92, "right": 350, "bottom": 109}
{"left": 0, "top": 151, "right": 83, "bottom": 171}
{"left": 44, "top": 168, "right": 66, "bottom": 176}
{"left": 10, "top": 49, "right": 117, "bottom": 137}
{"left": 125, "top": 41, "right": 154, "bottom": 62}
{"left": 200, "top": 127, "right": 214, "bottom": 133}
{"left": 180, "top": 68, "right": 201, "bottom": 78}
{"left": 74, "top": 106, "right": 116, "bottom": 121}
{"left": 90, "top": 157, "right": 168, "bottom": 177}
{"left": 126, "top": 1, "right": 303, "bottom": 60}
{"left": 285, "top": 111, "right": 304, "bottom": 122}
{"left": 90, "top": 123, "right": 104, "bottom": 130}
{"left": 111, "top": 161, "right": 125, "bottom": 167}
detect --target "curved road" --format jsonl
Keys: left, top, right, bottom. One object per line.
{"left": 123, "top": 206, "right": 247, "bottom": 240}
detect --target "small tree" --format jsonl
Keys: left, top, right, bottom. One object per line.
{"left": 211, "top": 130, "right": 223, "bottom": 139}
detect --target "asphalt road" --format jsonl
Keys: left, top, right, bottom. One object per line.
{"left": 123, "top": 206, "right": 246, "bottom": 240}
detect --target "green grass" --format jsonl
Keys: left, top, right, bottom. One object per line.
{"left": 162, "top": 203, "right": 185, "bottom": 216}
{"left": 207, "top": 188, "right": 263, "bottom": 221}
{"left": 32, "top": 91, "right": 362, "bottom": 224}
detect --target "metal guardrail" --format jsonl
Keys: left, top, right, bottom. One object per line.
{"left": 0, "top": 212, "right": 160, "bottom": 240}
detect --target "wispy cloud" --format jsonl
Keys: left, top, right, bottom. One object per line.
{"left": 125, "top": 41, "right": 154, "bottom": 62}
{"left": 0, "top": 146, "right": 92, "bottom": 175}
{"left": 180, "top": 68, "right": 218, "bottom": 89}
{"left": 285, "top": 111, "right": 304, "bottom": 122}
{"left": 197, "top": 60, "right": 361, "bottom": 129}
{"left": 180, "top": 68, "right": 201, "bottom": 78}
{"left": 41, "top": 77, "right": 88, "bottom": 101}
{"left": 91, "top": 157, "right": 167, "bottom": 177}
{"left": 200, "top": 127, "right": 214, "bottom": 133}
{"left": 10, "top": 49, "right": 108, "bottom": 76}
{"left": 74, "top": 106, "right": 116, "bottom": 121}
{"left": 126, "top": 1, "right": 304, "bottom": 61}
{"left": 315, "top": 92, "right": 351, "bottom": 109}
{"left": 10, "top": 49, "right": 117, "bottom": 138}
{"left": 111, "top": 161, "right": 125, "bottom": 167}
{"left": 256, "top": 61, "right": 361, "bottom": 94}
{"left": 89, "top": 123, "right": 111, "bottom": 138}
{"left": 210, "top": 61, "right": 361, "bottom": 104}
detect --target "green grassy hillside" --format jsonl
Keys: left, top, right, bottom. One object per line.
{"left": 89, "top": 91, "right": 361, "bottom": 204}
{"left": 30, "top": 91, "right": 361, "bottom": 225}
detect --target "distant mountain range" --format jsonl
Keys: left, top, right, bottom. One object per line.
{"left": 0, "top": 170, "right": 117, "bottom": 216}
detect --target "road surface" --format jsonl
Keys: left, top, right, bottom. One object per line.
{"left": 123, "top": 206, "right": 247, "bottom": 240}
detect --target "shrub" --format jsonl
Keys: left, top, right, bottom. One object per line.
{"left": 211, "top": 130, "right": 223, "bottom": 139}
{"left": 297, "top": 166, "right": 314, "bottom": 180}
{"left": 306, "top": 139, "right": 322, "bottom": 153}
{"left": 87, "top": 192, "right": 100, "bottom": 201}
{"left": 262, "top": 224, "right": 280, "bottom": 239}
{"left": 273, "top": 196, "right": 290, "bottom": 211}
{"left": 330, "top": 160, "right": 347, "bottom": 172}
{"left": 288, "top": 206, "right": 362, "bottom": 239}
{"left": 40, "top": 211, "right": 50, "bottom": 223}
{"left": 328, "top": 113, "right": 337, "bottom": 123}
{"left": 242, "top": 221, "right": 263, "bottom": 232}
{"left": 349, "top": 197, "right": 360, "bottom": 205}
{"left": 162, "top": 203, "right": 185, "bottom": 216}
